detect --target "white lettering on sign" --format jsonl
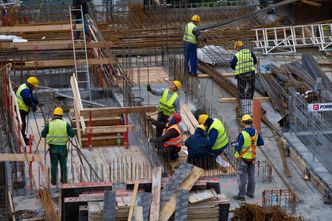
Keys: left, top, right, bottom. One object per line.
{"left": 308, "top": 103, "right": 332, "bottom": 112}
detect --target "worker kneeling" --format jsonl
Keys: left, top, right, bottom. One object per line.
{"left": 149, "top": 113, "right": 182, "bottom": 160}
{"left": 198, "top": 114, "right": 229, "bottom": 155}
{"left": 185, "top": 125, "right": 216, "bottom": 170}
{"left": 41, "top": 107, "right": 76, "bottom": 186}
{"left": 233, "top": 114, "right": 264, "bottom": 201}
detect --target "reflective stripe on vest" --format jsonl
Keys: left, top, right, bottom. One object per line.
{"left": 183, "top": 22, "right": 197, "bottom": 45}
{"left": 158, "top": 89, "right": 178, "bottom": 117}
{"left": 234, "top": 48, "right": 256, "bottom": 75}
{"left": 46, "top": 119, "right": 69, "bottom": 145}
{"left": 208, "top": 118, "right": 228, "bottom": 151}
{"left": 163, "top": 124, "right": 181, "bottom": 148}
{"left": 16, "top": 84, "right": 30, "bottom": 112}
{"left": 234, "top": 130, "right": 258, "bottom": 160}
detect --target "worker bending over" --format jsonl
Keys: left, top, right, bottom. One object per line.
{"left": 230, "top": 41, "right": 257, "bottom": 115}
{"left": 183, "top": 15, "right": 204, "bottom": 76}
{"left": 198, "top": 114, "right": 229, "bottom": 155}
{"left": 16, "top": 76, "right": 39, "bottom": 145}
{"left": 233, "top": 114, "right": 264, "bottom": 201}
{"left": 147, "top": 80, "right": 181, "bottom": 137}
{"left": 41, "top": 107, "right": 76, "bottom": 186}
{"left": 149, "top": 113, "right": 182, "bottom": 160}
{"left": 185, "top": 124, "right": 216, "bottom": 169}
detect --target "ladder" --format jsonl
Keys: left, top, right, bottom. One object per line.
{"left": 69, "top": 5, "right": 92, "bottom": 101}
{"left": 253, "top": 23, "right": 332, "bottom": 54}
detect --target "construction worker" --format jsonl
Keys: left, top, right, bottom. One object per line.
{"left": 183, "top": 15, "right": 205, "bottom": 76}
{"left": 41, "top": 107, "right": 76, "bottom": 185}
{"left": 72, "top": 0, "right": 90, "bottom": 40}
{"left": 198, "top": 114, "right": 229, "bottom": 155}
{"left": 149, "top": 113, "right": 182, "bottom": 160}
{"left": 233, "top": 114, "right": 264, "bottom": 201}
{"left": 147, "top": 80, "right": 181, "bottom": 137}
{"left": 185, "top": 124, "right": 216, "bottom": 169}
{"left": 230, "top": 41, "right": 257, "bottom": 115}
{"left": 16, "top": 76, "right": 39, "bottom": 145}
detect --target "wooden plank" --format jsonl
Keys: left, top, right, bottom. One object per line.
{"left": 133, "top": 206, "right": 143, "bottom": 221}
{"left": 0, "top": 24, "right": 83, "bottom": 33}
{"left": 0, "top": 153, "right": 42, "bottom": 162}
{"left": 127, "top": 180, "right": 139, "bottom": 221}
{"left": 149, "top": 167, "right": 162, "bottom": 221}
{"left": 83, "top": 125, "right": 133, "bottom": 134}
{"left": 8, "top": 191, "right": 16, "bottom": 221}
{"left": 70, "top": 75, "right": 82, "bottom": 147}
{"left": 80, "top": 106, "right": 157, "bottom": 118}
{"left": 301, "top": 0, "right": 321, "bottom": 7}
{"left": 188, "top": 189, "right": 216, "bottom": 204}
{"left": 14, "top": 41, "right": 113, "bottom": 50}
{"left": 219, "top": 97, "right": 270, "bottom": 103}
{"left": 159, "top": 166, "right": 204, "bottom": 221}
{"left": 25, "top": 58, "right": 116, "bottom": 68}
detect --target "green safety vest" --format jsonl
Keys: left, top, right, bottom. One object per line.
{"left": 16, "top": 83, "right": 30, "bottom": 112}
{"left": 46, "top": 119, "right": 69, "bottom": 145}
{"left": 208, "top": 118, "right": 228, "bottom": 151}
{"left": 234, "top": 48, "right": 256, "bottom": 75}
{"left": 158, "top": 89, "right": 178, "bottom": 117}
{"left": 234, "top": 130, "right": 258, "bottom": 160}
{"left": 183, "top": 22, "right": 197, "bottom": 45}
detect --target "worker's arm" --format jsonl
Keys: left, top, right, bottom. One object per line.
{"left": 251, "top": 51, "right": 257, "bottom": 65}
{"left": 41, "top": 123, "right": 49, "bottom": 138}
{"left": 230, "top": 56, "right": 237, "bottom": 70}
{"left": 66, "top": 123, "right": 77, "bottom": 138}
{"left": 257, "top": 133, "right": 264, "bottom": 146}
{"left": 147, "top": 85, "right": 164, "bottom": 96}
{"left": 151, "top": 128, "right": 179, "bottom": 144}
{"left": 21, "top": 89, "right": 37, "bottom": 111}
{"left": 174, "top": 96, "right": 180, "bottom": 113}
{"left": 207, "top": 128, "right": 219, "bottom": 148}
{"left": 236, "top": 133, "right": 244, "bottom": 153}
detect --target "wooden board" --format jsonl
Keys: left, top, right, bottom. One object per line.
{"left": 80, "top": 106, "right": 157, "bottom": 118}
{"left": 0, "top": 24, "right": 83, "bottom": 33}
{"left": 25, "top": 58, "right": 117, "bottom": 68}
{"left": 127, "top": 180, "right": 139, "bottom": 221}
{"left": 189, "top": 189, "right": 217, "bottom": 204}
{"left": 0, "top": 153, "right": 42, "bottom": 162}
{"left": 83, "top": 125, "right": 133, "bottom": 134}
{"left": 12, "top": 41, "right": 113, "bottom": 51}
{"left": 149, "top": 167, "right": 162, "bottom": 221}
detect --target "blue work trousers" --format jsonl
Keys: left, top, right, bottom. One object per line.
{"left": 184, "top": 42, "right": 197, "bottom": 76}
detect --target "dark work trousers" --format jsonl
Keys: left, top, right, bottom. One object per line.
{"left": 49, "top": 145, "right": 68, "bottom": 185}
{"left": 236, "top": 71, "right": 255, "bottom": 99}
{"left": 75, "top": 16, "right": 90, "bottom": 40}
{"left": 156, "top": 112, "right": 169, "bottom": 137}
{"left": 159, "top": 146, "right": 181, "bottom": 161}
{"left": 236, "top": 158, "right": 255, "bottom": 198}
{"left": 19, "top": 109, "right": 29, "bottom": 143}
{"left": 184, "top": 42, "right": 198, "bottom": 76}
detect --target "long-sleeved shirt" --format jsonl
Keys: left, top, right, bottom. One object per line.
{"left": 152, "top": 126, "right": 180, "bottom": 144}
{"left": 236, "top": 127, "right": 264, "bottom": 153}
{"left": 20, "top": 87, "right": 37, "bottom": 111}
{"left": 230, "top": 47, "right": 257, "bottom": 70}
{"left": 205, "top": 118, "right": 219, "bottom": 149}
{"left": 150, "top": 88, "right": 180, "bottom": 113}
{"left": 185, "top": 128, "right": 214, "bottom": 159}
{"left": 41, "top": 118, "right": 76, "bottom": 148}
{"left": 72, "top": 0, "right": 89, "bottom": 18}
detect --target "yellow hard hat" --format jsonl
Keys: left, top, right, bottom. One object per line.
{"left": 54, "top": 107, "right": 64, "bottom": 116}
{"left": 198, "top": 114, "right": 209, "bottom": 125}
{"left": 234, "top": 40, "right": 244, "bottom": 49}
{"left": 197, "top": 124, "right": 206, "bottom": 131}
{"left": 173, "top": 80, "right": 182, "bottom": 90}
{"left": 191, "top": 15, "right": 200, "bottom": 23}
{"left": 27, "top": 76, "right": 39, "bottom": 87}
{"left": 241, "top": 114, "right": 252, "bottom": 122}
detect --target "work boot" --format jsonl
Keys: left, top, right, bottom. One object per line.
{"left": 246, "top": 192, "right": 254, "bottom": 199}
{"left": 23, "top": 136, "right": 30, "bottom": 145}
{"left": 233, "top": 195, "right": 245, "bottom": 201}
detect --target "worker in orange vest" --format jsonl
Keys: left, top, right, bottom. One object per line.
{"left": 149, "top": 113, "right": 182, "bottom": 160}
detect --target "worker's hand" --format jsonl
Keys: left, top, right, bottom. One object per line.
{"left": 147, "top": 84, "right": 152, "bottom": 92}
{"left": 150, "top": 119, "right": 158, "bottom": 125}
{"left": 32, "top": 106, "right": 37, "bottom": 112}
{"left": 34, "top": 98, "right": 39, "bottom": 106}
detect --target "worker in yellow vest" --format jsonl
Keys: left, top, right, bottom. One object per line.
{"left": 198, "top": 114, "right": 229, "bottom": 155}
{"left": 147, "top": 80, "right": 181, "bottom": 137}
{"left": 230, "top": 41, "right": 257, "bottom": 115}
{"left": 149, "top": 113, "right": 182, "bottom": 160}
{"left": 41, "top": 107, "right": 76, "bottom": 186}
{"left": 16, "top": 76, "right": 39, "bottom": 145}
{"left": 183, "top": 14, "right": 205, "bottom": 76}
{"left": 233, "top": 114, "right": 264, "bottom": 201}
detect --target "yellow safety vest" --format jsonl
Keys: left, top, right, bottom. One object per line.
{"left": 234, "top": 130, "right": 258, "bottom": 160}
{"left": 163, "top": 124, "right": 181, "bottom": 148}
{"left": 16, "top": 84, "right": 30, "bottom": 112}
{"left": 158, "top": 89, "right": 178, "bottom": 117}
{"left": 46, "top": 119, "right": 69, "bottom": 145}
{"left": 234, "top": 48, "right": 256, "bottom": 75}
{"left": 208, "top": 118, "right": 228, "bottom": 151}
{"left": 183, "top": 22, "right": 197, "bottom": 45}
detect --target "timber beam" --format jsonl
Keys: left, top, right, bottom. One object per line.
{"left": 0, "top": 153, "right": 42, "bottom": 162}
{"left": 25, "top": 58, "right": 117, "bottom": 68}
{"left": 80, "top": 106, "right": 157, "bottom": 118}
{"left": 0, "top": 24, "right": 83, "bottom": 33}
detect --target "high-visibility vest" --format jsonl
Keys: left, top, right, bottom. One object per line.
{"left": 208, "top": 118, "right": 228, "bottom": 151}
{"left": 46, "top": 119, "right": 69, "bottom": 145}
{"left": 163, "top": 124, "right": 181, "bottom": 148}
{"left": 158, "top": 89, "right": 178, "bottom": 117}
{"left": 16, "top": 84, "right": 30, "bottom": 112}
{"left": 234, "top": 130, "right": 258, "bottom": 160}
{"left": 183, "top": 22, "right": 197, "bottom": 45}
{"left": 234, "top": 48, "right": 256, "bottom": 75}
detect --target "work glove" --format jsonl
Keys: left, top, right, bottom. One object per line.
{"left": 32, "top": 105, "right": 37, "bottom": 112}
{"left": 147, "top": 84, "right": 152, "bottom": 92}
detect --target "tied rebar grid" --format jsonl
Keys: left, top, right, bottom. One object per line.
{"left": 262, "top": 189, "right": 296, "bottom": 213}
{"left": 257, "top": 160, "right": 272, "bottom": 183}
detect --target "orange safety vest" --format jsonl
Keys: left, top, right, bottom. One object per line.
{"left": 163, "top": 124, "right": 181, "bottom": 148}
